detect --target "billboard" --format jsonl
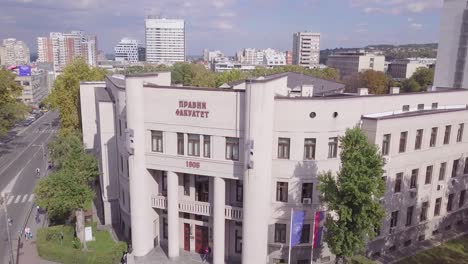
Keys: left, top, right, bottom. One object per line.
{"left": 19, "top": 65, "right": 31, "bottom": 76}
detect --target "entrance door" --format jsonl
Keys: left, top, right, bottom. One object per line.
{"left": 195, "top": 225, "right": 208, "bottom": 253}
{"left": 184, "top": 223, "right": 190, "bottom": 251}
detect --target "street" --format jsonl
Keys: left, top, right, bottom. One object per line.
{"left": 0, "top": 111, "right": 59, "bottom": 264}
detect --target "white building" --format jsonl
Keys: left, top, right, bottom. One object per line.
{"left": 434, "top": 0, "right": 468, "bottom": 88}
{"left": 145, "top": 18, "right": 186, "bottom": 64}
{"left": 387, "top": 59, "right": 432, "bottom": 80}
{"left": 327, "top": 51, "right": 385, "bottom": 79}
{"left": 293, "top": 32, "right": 320, "bottom": 67}
{"left": 80, "top": 69, "right": 468, "bottom": 264}
{"left": 1, "top": 38, "right": 30, "bottom": 66}
{"left": 15, "top": 69, "right": 50, "bottom": 105}
{"left": 263, "top": 51, "right": 286, "bottom": 67}
{"left": 115, "top": 38, "right": 142, "bottom": 64}
{"left": 203, "top": 49, "right": 225, "bottom": 63}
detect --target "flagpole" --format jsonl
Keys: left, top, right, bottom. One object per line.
{"left": 310, "top": 208, "right": 316, "bottom": 264}
{"left": 288, "top": 208, "right": 294, "bottom": 264}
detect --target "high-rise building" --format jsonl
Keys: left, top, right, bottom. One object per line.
{"left": 0, "top": 38, "right": 30, "bottom": 66}
{"left": 292, "top": 32, "right": 320, "bottom": 67}
{"left": 114, "top": 38, "right": 142, "bottom": 64}
{"left": 37, "top": 31, "right": 98, "bottom": 72}
{"left": 285, "top": 51, "right": 293, "bottom": 65}
{"left": 145, "top": 17, "right": 185, "bottom": 63}
{"left": 434, "top": 0, "right": 468, "bottom": 88}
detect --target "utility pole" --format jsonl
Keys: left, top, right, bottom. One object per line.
{"left": 1, "top": 192, "right": 15, "bottom": 264}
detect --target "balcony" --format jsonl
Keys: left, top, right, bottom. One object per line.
{"left": 151, "top": 195, "right": 243, "bottom": 220}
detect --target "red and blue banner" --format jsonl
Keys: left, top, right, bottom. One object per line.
{"left": 290, "top": 210, "right": 306, "bottom": 247}
{"left": 313, "top": 211, "right": 325, "bottom": 248}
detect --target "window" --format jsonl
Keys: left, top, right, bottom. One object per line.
{"left": 402, "top": 105, "right": 410, "bottom": 112}
{"left": 410, "top": 169, "right": 418, "bottom": 189}
{"left": 203, "top": 135, "right": 211, "bottom": 158}
{"left": 188, "top": 134, "right": 200, "bottom": 156}
{"left": 464, "top": 158, "right": 468, "bottom": 174}
{"left": 301, "top": 183, "right": 313, "bottom": 203}
{"left": 415, "top": 129, "right": 423, "bottom": 150}
{"left": 382, "top": 134, "right": 391, "bottom": 155}
{"left": 417, "top": 104, "right": 424, "bottom": 110}
{"left": 163, "top": 217, "right": 168, "bottom": 239}
{"left": 120, "top": 155, "right": 124, "bottom": 172}
{"left": 225, "top": 137, "right": 239, "bottom": 160}
{"left": 161, "top": 172, "right": 167, "bottom": 195}
{"left": 151, "top": 131, "right": 163, "bottom": 152}
{"left": 460, "top": 190, "right": 466, "bottom": 208}
{"left": 278, "top": 138, "right": 290, "bottom": 159}
{"left": 395, "top": 173, "right": 403, "bottom": 193}
{"left": 119, "top": 119, "right": 122, "bottom": 136}
{"left": 452, "top": 159, "right": 460, "bottom": 178}
{"left": 444, "top": 125, "right": 452, "bottom": 145}
{"left": 430, "top": 127, "right": 438, "bottom": 147}
{"left": 432, "top": 103, "right": 438, "bottom": 109}
{"left": 328, "top": 137, "right": 338, "bottom": 158}
{"left": 276, "top": 182, "right": 288, "bottom": 202}
{"left": 439, "top": 162, "right": 447, "bottom": 181}
{"left": 390, "top": 211, "right": 399, "bottom": 228}
{"left": 447, "top": 193, "right": 454, "bottom": 212}
{"left": 236, "top": 181, "right": 243, "bottom": 202}
{"left": 177, "top": 133, "right": 184, "bottom": 155}
{"left": 425, "top": 166, "right": 433, "bottom": 185}
{"left": 434, "top": 198, "right": 442, "bottom": 216}
{"left": 304, "top": 138, "right": 316, "bottom": 160}
{"left": 399, "top": 132, "right": 408, "bottom": 153}
{"left": 274, "top": 223, "right": 287, "bottom": 243}
{"left": 300, "top": 224, "right": 310, "bottom": 243}
{"left": 418, "top": 234, "right": 426, "bottom": 241}
{"left": 420, "top": 202, "right": 428, "bottom": 222}
{"left": 235, "top": 229, "right": 242, "bottom": 253}
{"left": 183, "top": 174, "right": 190, "bottom": 196}
{"left": 406, "top": 206, "right": 414, "bottom": 226}
{"left": 457, "top": 123, "right": 464, "bottom": 142}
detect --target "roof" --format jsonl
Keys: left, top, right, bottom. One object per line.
{"left": 228, "top": 72, "right": 345, "bottom": 96}
{"left": 362, "top": 108, "right": 468, "bottom": 121}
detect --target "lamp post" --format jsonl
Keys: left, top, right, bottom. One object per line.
{"left": 1, "top": 192, "right": 15, "bottom": 264}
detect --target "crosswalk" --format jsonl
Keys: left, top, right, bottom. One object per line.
{"left": 6, "top": 194, "right": 35, "bottom": 205}
{"left": 32, "top": 129, "right": 58, "bottom": 134}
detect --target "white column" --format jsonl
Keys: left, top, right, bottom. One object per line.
{"left": 126, "top": 76, "right": 153, "bottom": 257}
{"left": 167, "top": 171, "right": 180, "bottom": 258}
{"left": 213, "top": 177, "right": 226, "bottom": 264}
{"left": 242, "top": 81, "right": 276, "bottom": 264}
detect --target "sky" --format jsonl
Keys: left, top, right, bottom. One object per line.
{"left": 0, "top": 0, "right": 444, "bottom": 55}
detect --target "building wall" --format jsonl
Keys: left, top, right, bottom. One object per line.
{"left": 293, "top": 32, "right": 320, "bottom": 67}
{"left": 145, "top": 18, "right": 185, "bottom": 63}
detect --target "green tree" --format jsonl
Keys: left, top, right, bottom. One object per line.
{"left": 171, "top": 62, "right": 194, "bottom": 85}
{"left": 35, "top": 170, "right": 94, "bottom": 220}
{"left": 344, "top": 70, "right": 390, "bottom": 94}
{"left": 0, "top": 67, "right": 28, "bottom": 135}
{"left": 402, "top": 78, "right": 422, "bottom": 93}
{"left": 318, "top": 127, "right": 386, "bottom": 263}
{"left": 410, "top": 67, "right": 434, "bottom": 89}
{"left": 215, "top": 70, "right": 248, "bottom": 87}
{"left": 191, "top": 64, "right": 217, "bottom": 87}
{"left": 48, "top": 59, "right": 108, "bottom": 132}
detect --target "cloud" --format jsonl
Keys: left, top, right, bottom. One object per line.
{"left": 351, "top": 0, "right": 443, "bottom": 14}
{"left": 409, "top": 23, "right": 423, "bottom": 30}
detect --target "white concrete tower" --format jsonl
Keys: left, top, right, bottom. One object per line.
{"left": 126, "top": 75, "right": 154, "bottom": 257}
{"left": 241, "top": 80, "right": 276, "bottom": 264}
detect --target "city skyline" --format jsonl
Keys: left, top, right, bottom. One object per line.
{"left": 0, "top": 0, "right": 443, "bottom": 55}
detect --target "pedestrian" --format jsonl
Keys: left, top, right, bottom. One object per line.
{"left": 202, "top": 245, "right": 209, "bottom": 263}
{"left": 24, "top": 227, "right": 30, "bottom": 240}
{"left": 121, "top": 251, "right": 127, "bottom": 264}
{"left": 35, "top": 213, "right": 40, "bottom": 224}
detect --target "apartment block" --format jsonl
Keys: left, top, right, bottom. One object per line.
{"left": 0, "top": 38, "right": 30, "bottom": 66}
{"left": 145, "top": 17, "right": 186, "bottom": 64}
{"left": 292, "top": 32, "right": 320, "bottom": 67}
{"left": 327, "top": 51, "right": 385, "bottom": 79}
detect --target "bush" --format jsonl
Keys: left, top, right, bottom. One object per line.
{"left": 351, "top": 255, "right": 376, "bottom": 264}
{"left": 37, "top": 225, "right": 127, "bottom": 264}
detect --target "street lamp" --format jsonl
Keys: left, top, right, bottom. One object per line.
{"left": 1, "top": 192, "right": 15, "bottom": 264}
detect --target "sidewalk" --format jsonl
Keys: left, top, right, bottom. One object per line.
{"left": 16, "top": 206, "right": 58, "bottom": 264}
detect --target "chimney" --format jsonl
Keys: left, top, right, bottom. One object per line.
{"left": 301, "top": 85, "right": 314, "bottom": 97}
{"left": 390, "top": 87, "right": 400, "bottom": 94}
{"left": 357, "top": 88, "right": 369, "bottom": 96}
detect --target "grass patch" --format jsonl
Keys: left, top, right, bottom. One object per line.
{"left": 398, "top": 235, "right": 468, "bottom": 264}
{"left": 37, "top": 224, "right": 127, "bottom": 264}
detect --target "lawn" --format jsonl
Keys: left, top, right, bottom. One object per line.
{"left": 398, "top": 235, "right": 468, "bottom": 264}
{"left": 37, "top": 223, "right": 127, "bottom": 264}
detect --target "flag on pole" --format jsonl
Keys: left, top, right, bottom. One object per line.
{"left": 290, "top": 210, "right": 306, "bottom": 247}
{"left": 313, "top": 211, "right": 325, "bottom": 248}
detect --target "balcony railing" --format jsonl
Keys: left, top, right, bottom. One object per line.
{"left": 151, "top": 195, "right": 243, "bottom": 220}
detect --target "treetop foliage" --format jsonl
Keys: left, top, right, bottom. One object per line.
{"left": 0, "top": 67, "right": 28, "bottom": 135}
{"left": 318, "top": 127, "right": 386, "bottom": 260}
